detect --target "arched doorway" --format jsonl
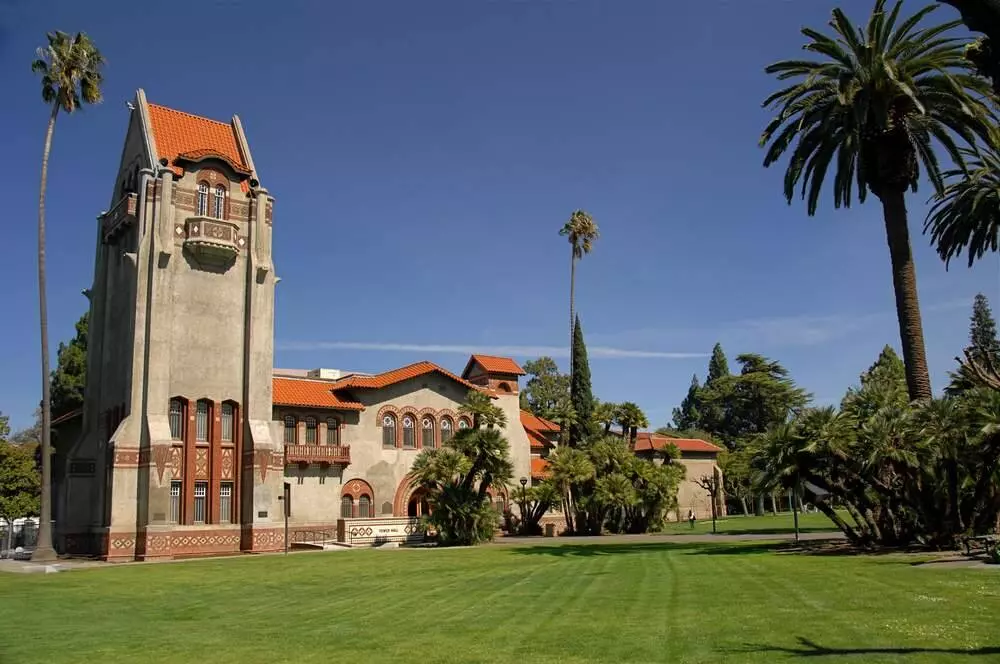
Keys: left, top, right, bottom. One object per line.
{"left": 407, "top": 488, "right": 431, "bottom": 517}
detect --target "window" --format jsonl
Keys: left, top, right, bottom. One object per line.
{"left": 194, "top": 482, "right": 208, "bottom": 522}
{"left": 219, "top": 482, "right": 233, "bottom": 524}
{"left": 341, "top": 496, "right": 354, "bottom": 518}
{"left": 402, "top": 416, "right": 415, "bottom": 448}
{"left": 196, "top": 400, "right": 210, "bottom": 442}
{"left": 169, "top": 399, "right": 183, "bottom": 440}
{"left": 305, "top": 417, "right": 317, "bottom": 444}
{"left": 458, "top": 418, "right": 470, "bottom": 430}
{"left": 284, "top": 416, "right": 296, "bottom": 444}
{"left": 440, "top": 418, "right": 453, "bottom": 444}
{"left": 359, "top": 495, "right": 372, "bottom": 518}
{"left": 422, "top": 417, "right": 435, "bottom": 449}
{"left": 169, "top": 481, "right": 182, "bottom": 523}
{"left": 382, "top": 414, "right": 396, "bottom": 448}
{"left": 197, "top": 182, "right": 209, "bottom": 216}
{"left": 326, "top": 418, "right": 339, "bottom": 445}
{"left": 221, "top": 403, "right": 234, "bottom": 442}
{"left": 213, "top": 184, "right": 226, "bottom": 219}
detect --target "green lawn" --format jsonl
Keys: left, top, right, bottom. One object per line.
{"left": 2, "top": 540, "right": 997, "bottom": 663}
{"left": 658, "top": 511, "right": 840, "bottom": 535}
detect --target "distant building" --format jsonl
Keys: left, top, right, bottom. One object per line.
{"left": 54, "top": 92, "right": 722, "bottom": 561}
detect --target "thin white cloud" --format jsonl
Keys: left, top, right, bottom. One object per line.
{"left": 275, "top": 340, "right": 707, "bottom": 360}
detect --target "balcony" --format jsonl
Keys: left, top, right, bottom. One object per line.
{"left": 102, "top": 193, "right": 137, "bottom": 242}
{"left": 285, "top": 444, "right": 351, "bottom": 466}
{"left": 183, "top": 217, "right": 244, "bottom": 265}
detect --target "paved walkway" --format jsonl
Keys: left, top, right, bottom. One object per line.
{"left": 493, "top": 531, "right": 845, "bottom": 546}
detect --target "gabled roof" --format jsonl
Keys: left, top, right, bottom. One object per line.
{"left": 520, "top": 410, "right": 560, "bottom": 433}
{"left": 330, "top": 361, "right": 482, "bottom": 392}
{"left": 633, "top": 432, "right": 722, "bottom": 454}
{"left": 272, "top": 377, "right": 364, "bottom": 410}
{"left": 146, "top": 102, "right": 251, "bottom": 179}
{"left": 462, "top": 354, "right": 526, "bottom": 378}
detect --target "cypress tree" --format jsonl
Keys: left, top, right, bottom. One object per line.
{"left": 569, "top": 315, "right": 595, "bottom": 445}
{"left": 706, "top": 342, "right": 730, "bottom": 385}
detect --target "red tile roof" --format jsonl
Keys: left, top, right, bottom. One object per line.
{"left": 330, "top": 361, "right": 482, "bottom": 392}
{"left": 525, "top": 427, "right": 551, "bottom": 450}
{"left": 633, "top": 432, "right": 722, "bottom": 454}
{"left": 531, "top": 457, "right": 551, "bottom": 478}
{"left": 520, "top": 410, "right": 560, "bottom": 433}
{"left": 146, "top": 102, "right": 251, "bottom": 179}
{"left": 465, "top": 355, "right": 526, "bottom": 376}
{"left": 272, "top": 377, "right": 364, "bottom": 410}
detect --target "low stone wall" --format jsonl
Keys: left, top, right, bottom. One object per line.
{"left": 337, "top": 517, "right": 424, "bottom": 546}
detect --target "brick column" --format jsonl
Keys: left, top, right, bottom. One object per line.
{"left": 210, "top": 401, "right": 223, "bottom": 523}
{"left": 183, "top": 402, "right": 196, "bottom": 524}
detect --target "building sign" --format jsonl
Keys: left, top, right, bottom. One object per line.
{"left": 69, "top": 459, "right": 97, "bottom": 476}
{"left": 338, "top": 517, "right": 424, "bottom": 546}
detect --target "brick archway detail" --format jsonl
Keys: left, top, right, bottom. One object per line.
{"left": 392, "top": 473, "right": 420, "bottom": 516}
{"left": 375, "top": 405, "right": 399, "bottom": 425}
{"left": 342, "top": 478, "right": 374, "bottom": 500}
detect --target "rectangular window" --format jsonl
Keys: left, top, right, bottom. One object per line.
{"left": 326, "top": 419, "right": 339, "bottom": 445}
{"left": 219, "top": 482, "right": 233, "bottom": 524}
{"left": 169, "top": 400, "right": 183, "bottom": 440}
{"left": 194, "top": 482, "right": 208, "bottom": 523}
{"left": 284, "top": 417, "right": 296, "bottom": 444}
{"left": 196, "top": 401, "right": 209, "bottom": 442}
{"left": 169, "top": 481, "right": 182, "bottom": 523}
{"left": 305, "top": 418, "right": 317, "bottom": 444}
{"left": 221, "top": 403, "right": 233, "bottom": 442}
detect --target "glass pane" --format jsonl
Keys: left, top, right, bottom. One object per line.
{"left": 194, "top": 482, "right": 207, "bottom": 522}
{"left": 341, "top": 496, "right": 353, "bottom": 518}
{"left": 359, "top": 496, "right": 371, "bottom": 518}
{"left": 305, "top": 417, "right": 316, "bottom": 444}
{"left": 221, "top": 403, "right": 233, "bottom": 442}
{"left": 169, "top": 481, "right": 181, "bottom": 523}
{"left": 169, "top": 400, "right": 183, "bottom": 440}
{"left": 213, "top": 185, "right": 225, "bottom": 218}
{"left": 284, "top": 416, "right": 296, "bottom": 444}
{"left": 196, "top": 401, "right": 209, "bottom": 441}
{"left": 326, "top": 419, "right": 338, "bottom": 445}
{"left": 220, "top": 482, "right": 232, "bottom": 524}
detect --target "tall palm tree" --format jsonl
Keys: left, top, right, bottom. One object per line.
{"left": 31, "top": 31, "right": 104, "bottom": 561}
{"left": 559, "top": 210, "right": 599, "bottom": 373}
{"left": 760, "top": 0, "right": 994, "bottom": 401}
{"left": 925, "top": 143, "right": 1000, "bottom": 268}
{"left": 592, "top": 400, "right": 619, "bottom": 435}
{"left": 615, "top": 402, "right": 649, "bottom": 447}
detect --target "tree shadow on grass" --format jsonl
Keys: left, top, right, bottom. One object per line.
{"left": 509, "top": 541, "right": 785, "bottom": 558}
{"left": 737, "top": 636, "right": 1000, "bottom": 658}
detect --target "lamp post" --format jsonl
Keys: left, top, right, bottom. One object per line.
{"left": 519, "top": 477, "right": 528, "bottom": 535}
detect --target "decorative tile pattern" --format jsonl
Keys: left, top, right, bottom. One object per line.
{"left": 195, "top": 447, "right": 209, "bottom": 479}
{"left": 170, "top": 445, "right": 184, "bottom": 479}
{"left": 113, "top": 450, "right": 140, "bottom": 468}
{"left": 152, "top": 445, "right": 171, "bottom": 484}
{"left": 221, "top": 447, "right": 234, "bottom": 480}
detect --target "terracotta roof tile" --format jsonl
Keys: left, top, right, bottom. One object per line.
{"left": 330, "top": 361, "right": 482, "bottom": 392}
{"left": 531, "top": 457, "right": 551, "bottom": 478}
{"left": 633, "top": 432, "right": 722, "bottom": 454}
{"left": 525, "top": 428, "right": 550, "bottom": 450}
{"left": 467, "top": 355, "right": 526, "bottom": 376}
{"left": 520, "top": 410, "right": 560, "bottom": 433}
{"left": 147, "top": 102, "right": 250, "bottom": 179}
{"left": 272, "top": 377, "right": 364, "bottom": 410}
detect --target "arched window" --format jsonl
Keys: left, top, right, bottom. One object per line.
{"left": 195, "top": 400, "right": 210, "bottom": 442}
{"left": 305, "top": 417, "right": 317, "bottom": 444}
{"left": 341, "top": 496, "right": 354, "bottom": 518}
{"left": 440, "top": 417, "right": 453, "bottom": 444}
{"left": 497, "top": 382, "right": 512, "bottom": 393}
{"left": 284, "top": 416, "right": 297, "bottom": 444}
{"left": 221, "top": 402, "right": 234, "bottom": 442}
{"left": 458, "top": 418, "right": 470, "bottom": 431}
{"left": 169, "top": 399, "right": 184, "bottom": 440}
{"left": 402, "top": 416, "right": 415, "bottom": 448}
{"left": 382, "top": 414, "right": 397, "bottom": 448}
{"left": 326, "top": 418, "right": 339, "bottom": 445}
{"left": 196, "top": 182, "right": 209, "bottom": 216}
{"left": 358, "top": 495, "right": 372, "bottom": 518}
{"left": 422, "top": 417, "right": 435, "bottom": 449}
{"left": 213, "top": 184, "right": 226, "bottom": 219}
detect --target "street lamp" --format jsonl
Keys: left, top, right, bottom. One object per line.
{"left": 519, "top": 477, "right": 528, "bottom": 535}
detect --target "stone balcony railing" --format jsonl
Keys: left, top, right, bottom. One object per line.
{"left": 284, "top": 444, "right": 351, "bottom": 466}
{"left": 102, "top": 193, "right": 137, "bottom": 242}
{"left": 183, "top": 217, "right": 244, "bottom": 265}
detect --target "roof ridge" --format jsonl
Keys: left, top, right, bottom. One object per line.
{"left": 147, "top": 102, "right": 232, "bottom": 128}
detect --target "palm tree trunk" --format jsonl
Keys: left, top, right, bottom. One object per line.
{"left": 879, "top": 190, "right": 932, "bottom": 401}
{"left": 568, "top": 251, "right": 576, "bottom": 376}
{"left": 34, "top": 101, "right": 59, "bottom": 562}
{"left": 770, "top": 493, "right": 778, "bottom": 515}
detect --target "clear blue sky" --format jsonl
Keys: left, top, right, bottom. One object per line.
{"left": 1, "top": 0, "right": 996, "bottom": 432}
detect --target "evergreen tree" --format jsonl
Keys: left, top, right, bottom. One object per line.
{"left": 671, "top": 374, "right": 702, "bottom": 430}
{"left": 522, "top": 357, "right": 570, "bottom": 418}
{"left": 51, "top": 313, "right": 87, "bottom": 418}
{"left": 948, "top": 294, "right": 1000, "bottom": 394}
{"left": 569, "top": 315, "right": 595, "bottom": 445}
{"left": 706, "top": 343, "right": 730, "bottom": 385}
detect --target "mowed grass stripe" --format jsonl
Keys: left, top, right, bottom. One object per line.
{"left": 2, "top": 540, "right": 999, "bottom": 664}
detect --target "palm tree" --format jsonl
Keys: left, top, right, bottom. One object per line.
{"left": 547, "top": 446, "right": 595, "bottom": 533}
{"left": 760, "top": 0, "right": 994, "bottom": 401}
{"left": 592, "top": 400, "right": 619, "bottom": 434}
{"left": 31, "top": 31, "right": 105, "bottom": 561}
{"left": 925, "top": 143, "right": 1000, "bottom": 268}
{"left": 615, "top": 402, "right": 648, "bottom": 447}
{"left": 559, "top": 210, "right": 599, "bottom": 373}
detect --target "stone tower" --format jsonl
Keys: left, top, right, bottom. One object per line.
{"left": 57, "top": 90, "right": 285, "bottom": 560}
